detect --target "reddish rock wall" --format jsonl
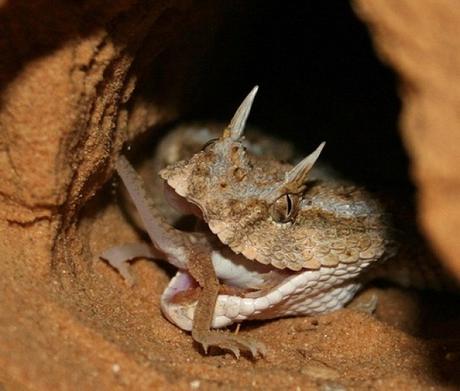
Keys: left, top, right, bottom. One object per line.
{"left": 355, "top": 0, "right": 460, "bottom": 279}
{"left": 0, "top": 0, "right": 221, "bottom": 275}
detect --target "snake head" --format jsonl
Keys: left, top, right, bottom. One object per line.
{"left": 160, "top": 87, "right": 388, "bottom": 271}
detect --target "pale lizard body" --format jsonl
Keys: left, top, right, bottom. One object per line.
{"left": 101, "top": 87, "right": 449, "bottom": 358}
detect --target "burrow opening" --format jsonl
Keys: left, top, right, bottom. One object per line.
{"left": 133, "top": 1, "right": 405, "bottom": 191}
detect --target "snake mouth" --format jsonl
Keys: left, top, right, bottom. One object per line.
{"left": 162, "top": 267, "right": 278, "bottom": 308}
{"left": 159, "top": 246, "right": 303, "bottom": 331}
{"left": 159, "top": 269, "right": 289, "bottom": 331}
{"left": 161, "top": 179, "right": 294, "bottom": 293}
{"left": 160, "top": 261, "right": 364, "bottom": 331}
{"left": 159, "top": 180, "right": 364, "bottom": 331}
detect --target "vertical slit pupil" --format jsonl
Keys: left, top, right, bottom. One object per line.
{"left": 286, "top": 194, "right": 293, "bottom": 216}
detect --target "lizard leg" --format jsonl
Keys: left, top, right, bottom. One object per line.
{"left": 188, "top": 247, "right": 267, "bottom": 359}
{"left": 115, "top": 155, "right": 266, "bottom": 357}
{"left": 100, "top": 242, "right": 158, "bottom": 286}
{"left": 115, "top": 155, "right": 191, "bottom": 269}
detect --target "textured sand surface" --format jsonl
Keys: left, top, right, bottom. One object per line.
{"left": 1, "top": 208, "right": 459, "bottom": 390}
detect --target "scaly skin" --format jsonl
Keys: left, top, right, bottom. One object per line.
{"left": 102, "top": 87, "right": 403, "bottom": 358}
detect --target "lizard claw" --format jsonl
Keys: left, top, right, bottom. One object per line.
{"left": 195, "top": 332, "right": 267, "bottom": 359}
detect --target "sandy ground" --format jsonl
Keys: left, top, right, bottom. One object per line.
{"left": 1, "top": 193, "right": 459, "bottom": 390}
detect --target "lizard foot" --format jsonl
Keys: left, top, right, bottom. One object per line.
{"left": 100, "top": 242, "right": 155, "bottom": 286}
{"left": 193, "top": 330, "right": 267, "bottom": 359}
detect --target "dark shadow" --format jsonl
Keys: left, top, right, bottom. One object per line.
{"left": 181, "top": 1, "right": 404, "bottom": 189}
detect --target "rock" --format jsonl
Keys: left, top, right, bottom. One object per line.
{"left": 355, "top": 0, "right": 460, "bottom": 280}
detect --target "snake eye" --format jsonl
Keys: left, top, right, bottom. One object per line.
{"left": 270, "top": 193, "right": 299, "bottom": 223}
{"left": 201, "top": 138, "right": 219, "bottom": 151}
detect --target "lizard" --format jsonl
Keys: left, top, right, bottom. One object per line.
{"left": 101, "top": 86, "right": 450, "bottom": 358}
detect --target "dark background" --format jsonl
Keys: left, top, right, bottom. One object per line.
{"left": 180, "top": 2, "right": 405, "bottom": 189}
